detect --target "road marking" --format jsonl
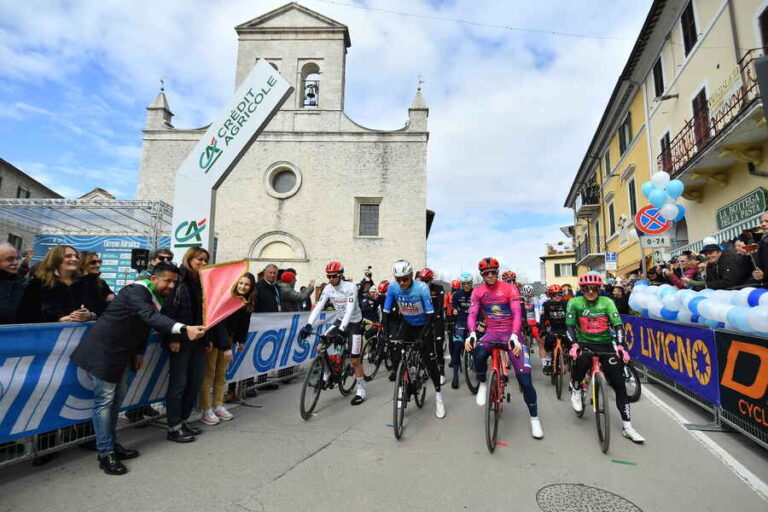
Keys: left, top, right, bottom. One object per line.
{"left": 494, "top": 442, "right": 509, "bottom": 447}
{"left": 611, "top": 459, "right": 637, "bottom": 466}
{"left": 643, "top": 387, "right": 768, "bottom": 503}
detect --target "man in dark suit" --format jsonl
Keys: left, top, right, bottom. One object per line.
{"left": 70, "top": 262, "right": 205, "bottom": 476}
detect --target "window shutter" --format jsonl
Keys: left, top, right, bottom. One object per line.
{"left": 554, "top": 264, "right": 561, "bottom": 277}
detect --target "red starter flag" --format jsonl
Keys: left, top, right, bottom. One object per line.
{"left": 201, "top": 260, "right": 250, "bottom": 329}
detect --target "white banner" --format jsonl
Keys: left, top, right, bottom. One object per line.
{"left": 170, "top": 60, "right": 294, "bottom": 257}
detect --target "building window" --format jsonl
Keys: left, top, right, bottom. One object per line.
{"left": 681, "top": 1, "right": 698, "bottom": 56}
{"left": 603, "top": 150, "right": 611, "bottom": 178}
{"left": 692, "top": 88, "right": 710, "bottom": 147}
{"left": 554, "top": 263, "right": 575, "bottom": 278}
{"left": 652, "top": 58, "right": 664, "bottom": 98}
{"left": 358, "top": 202, "right": 380, "bottom": 237}
{"left": 608, "top": 202, "right": 616, "bottom": 236}
{"left": 300, "top": 62, "right": 320, "bottom": 108}
{"left": 618, "top": 113, "right": 632, "bottom": 155}
{"left": 660, "top": 132, "right": 672, "bottom": 173}
{"left": 7, "top": 234, "right": 22, "bottom": 250}
{"left": 628, "top": 178, "right": 638, "bottom": 217}
{"left": 16, "top": 186, "right": 30, "bottom": 199}
{"left": 760, "top": 7, "right": 768, "bottom": 49}
{"left": 264, "top": 162, "right": 302, "bottom": 199}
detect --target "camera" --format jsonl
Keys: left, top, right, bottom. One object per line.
{"left": 364, "top": 265, "right": 372, "bottom": 277}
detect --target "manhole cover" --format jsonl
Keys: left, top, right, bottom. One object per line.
{"left": 537, "top": 484, "right": 642, "bottom": 512}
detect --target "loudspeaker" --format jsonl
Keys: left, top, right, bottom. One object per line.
{"left": 131, "top": 248, "right": 150, "bottom": 272}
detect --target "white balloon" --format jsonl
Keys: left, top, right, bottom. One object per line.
{"left": 759, "top": 292, "right": 768, "bottom": 307}
{"left": 664, "top": 195, "right": 676, "bottom": 204}
{"left": 698, "top": 299, "right": 718, "bottom": 319}
{"left": 737, "top": 287, "right": 757, "bottom": 306}
{"left": 647, "top": 286, "right": 661, "bottom": 296}
{"left": 662, "top": 293, "right": 679, "bottom": 310}
{"left": 747, "top": 307, "right": 768, "bottom": 332}
{"left": 678, "top": 290, "right": 698, "bottom": 308}
{"left": 648, "top": 300, "right": 663, "bottom": 318}
{"left": 677, "top": 310, "right": 693, "bottom": 323}
{"left": 651, "top": 171, "right": 670, "bottom": 189}
{"left": 712, "top": 304, "right": 735, "bottom": 323}
{"left": 661, "top": 203, "right": 678, "bottom": 221}
{"left": 710, "top": 290, "right": 734, "bottom": 303}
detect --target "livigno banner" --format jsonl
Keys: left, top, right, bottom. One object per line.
{"left": 170, "top": 59, "right": 293, "bottom": 257}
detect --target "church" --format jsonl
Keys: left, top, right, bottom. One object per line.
{"left": 136, "top": 2, "right": 430, "bottom": 283}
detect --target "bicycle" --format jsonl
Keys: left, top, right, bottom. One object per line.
{"left": 623, "top": 362, "right": 642, "bottom": 403}
{"left": 361, "top": 322, "right": 385, "bottom": 381}
{"left": 549, "top": 335, "right": 568, "bottom": 400}
{"left": 463, "top": 348, "right": 480, "bottom": 395}
{"left": 392, "top": 338, "right": 429, "bottom": 440}
{"left": 299, "top": 332, "right": 356, "bottom": 420}
{"left": 571, "top": 346, "right": 613, "bottom": 453}
{"left": 483, "top": 344, "right": 511, "bottom": 453}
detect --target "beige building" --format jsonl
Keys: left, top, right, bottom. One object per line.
{"left": 0, "top": 158, "right": 62, "bottom": 250}
{"left": 137, "top": 2, "right": 429, "bottom": 283}
{"left": 539, "top": 245, "right": 579, "bottom": 289}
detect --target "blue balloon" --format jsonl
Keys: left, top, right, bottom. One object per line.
{"left": 673, "top": 205, "right": 686, "bottom": 222}
{"left": 703, "top": 317, "right": 720, "bottom": 328}
{"left": 726, "top": 306, "right": 753, "bottom": 332}
{"left": 661, "top": 308, "right": 678, "bottom": 320}
{"left": 634, "top": 280, "right": 650, "bottom": 287}
{"left": 641, "top": 309, "right": 649, "bottom": 317}
{"left": 649, "top": 188, "right": 668, "bottom": 208}
{"left": 747, "top": 289, "right": 768, "bottom": 307}
{"left": 641, "top": 181, "right": 654, "bottom": 199}
{"left": 666, "top": 179, "right": 685, "bottom": 198}
{"left": 688, "top": 296, "right": 705, "bottom": 315}
{"left": 691, "top": 314, "right": 700, "bottom": 323}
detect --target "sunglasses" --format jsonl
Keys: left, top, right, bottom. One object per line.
{"left": 481, "top": 270, "right": 498, "bottom": 276}
{"left": 157, "top": 256, "right": 172, "bottom": 262}
{"left": 395, "top": 276, "right": 411, "bottom": 283}
{"left": 88, "top": 260, "right": 102, "bottom": 265}
{"left": 582, "top": 285, "right": 600, "bottom": 293}
{"left": 327, "top": 274, "right": 341, "bottom": 279}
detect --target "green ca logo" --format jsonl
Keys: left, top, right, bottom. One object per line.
{"left": 175, "top": 219, "right": 207, "bottom": 248}
{"left": 199, "top": 137, "right": 222, "bottom": 173}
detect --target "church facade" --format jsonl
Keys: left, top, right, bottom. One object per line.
{"left": 136, "top": 2, "right": 429, "bottom": 283}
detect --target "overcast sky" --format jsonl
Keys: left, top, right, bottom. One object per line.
{"left": 0, "top": 0, "right": 651, "bottom": 281}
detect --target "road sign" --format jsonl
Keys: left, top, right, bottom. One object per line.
{"left": 635, "top": 205, "right": 671, "bottom": 235}
{"left": 652, "top": 248, "right": 671, "bottom": 266}
{"left": 640, "top": 235, "right": 671, "bottom": 249}
{"left": 605, "top": 252, "right": 617, "bottom": 271}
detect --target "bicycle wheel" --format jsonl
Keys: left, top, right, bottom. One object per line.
{"left": 624, "top": 363, "right": 642, "bottom": 403}
{"left": 550, "top": 346, "right": 558, "bottom": 386}
{"left": 384, "top": 342, "right": 394, "bottom": 371}
{"left": 485, "top": 369, "right": 500, "bottom": 453}
{"left": 362, "top": 337, "right": 382, "bottom": 382}
{"left": 414, "top": 362, "right": 427, "bottom": 409}
{"left": 393, "top": 361, "right": 407, "bottom": 440}
{"left": 464, "top": 350, "right": 480, "bottom": 395}
{"left": 594, "top": 373, "right": 611, "bottom": 453}
{"left": 299, "top": 357, "right": 324, "bottom": 420}
{"left": 554, "top": 349, "right": 564, "bottom": 400}
{"left": 338, "top": 357, "right": 355, "bottom": 396}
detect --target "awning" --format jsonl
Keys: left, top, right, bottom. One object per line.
{"left": 672, "top": 212, "right": 762, "bottom": 255}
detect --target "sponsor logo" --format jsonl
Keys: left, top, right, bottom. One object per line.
{"left": 199, "top": 137, "right": 222, "bottom": 173}
{"left": 174, "top": 218, "right": 207, "bottom": 248}
{"left": 720, "top": 341, "right": 767, "bottom": 399}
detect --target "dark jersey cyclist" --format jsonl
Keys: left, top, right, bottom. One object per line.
{"left": 419, "top": 268, "right": 447, "bottom": 383}
{"left": 539, "top": 284, "right": 568, "bottom": 375}
{"left": 566, "top": 273, "right": 644, "bottom": 443}
{"left": 448, "top": 272, "right": 473, "bottom": 389}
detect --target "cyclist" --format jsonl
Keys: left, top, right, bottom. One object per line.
{"left": 382, "top": 260, "right": 446, "bottom": 419}
{"left": 299, "top": 262, "right": 367, "bottom": 406}
{"left": 449, "top": 272, "right": 473, "bottom": 389}
{"left": 501, "top": 270, "right": 517, "bottom": 284}
{"left": 561, "top": 284, "right": 574, "bottom": 302}
{"left": 419, "top": 268, "right": 447, "bottom": 384}
{"left": 540, "top": 284, "right": 568, "bottom": 375}
{"left": 567, "top": 273, "right": 644, "bottom": 443}
{"left": 444, "top": 280, "right": 459, "bottom": 344}
{"left": 465, "top": 258, "right": 543, "bottom": 439}
{"left": 520, "top": 284, "right": 542, "bottom": 352}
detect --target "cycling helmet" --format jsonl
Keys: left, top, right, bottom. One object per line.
{"left": 325, "top": 261, "right": 344, "bottom": 274}
{"left": 451, "top": 280, "right": 460, "bottom": 290}
{"left": 419, "top": 268, "right": 435, "bottom": 281}
{"left": 521, "top": 284, "right": 534, "bottom": 296}
{"left": 459, "top": 272, "right": 473, "bottom": 284}
{"left": 502, "top": 270, "right": 516, "bottom": 282}
{"left": 547, "top": 284, "right": 563, "bottom": 295}
{"left": 578, "top": 273, "right": 604, "bottom": 287}
{"left": 378, "top": 280, "right": 390, "bottom": 294}
{"left": 392, "top": 260, "right": 413, "bottom": 278}
{"left": 478, "top": 257, "right": 500, "bottom": 272}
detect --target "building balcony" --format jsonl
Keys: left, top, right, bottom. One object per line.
{"left": 658, "top": 48, "right": 768, "bottom": 185}
{"left": 574, "top": 187, "right": 601, "bottom": 219}
{"left": 574, "top": 235, "right": 605, "bottom": 268}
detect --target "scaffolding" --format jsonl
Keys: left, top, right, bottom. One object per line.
{"left": 0, "top": 198, "right": 173, "bottom": 249}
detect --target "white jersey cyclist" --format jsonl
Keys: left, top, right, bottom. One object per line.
{"left": 307, "top": 279, "right": 362, "bottom": 330}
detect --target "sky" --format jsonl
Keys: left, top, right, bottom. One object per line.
{"left": 0, "top": 0, "right": 652, "bottom": 282}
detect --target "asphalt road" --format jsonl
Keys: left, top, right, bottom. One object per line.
{"left": 0, "top": 357, "right": 766, "bottom": 512}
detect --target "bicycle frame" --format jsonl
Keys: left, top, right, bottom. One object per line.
{"left": 489, "top": 346, "right": 509, "bottom": 410}
{"left": 585, "top": 355, "right": 603, "bottom": 412}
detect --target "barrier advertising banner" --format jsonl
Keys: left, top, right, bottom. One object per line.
{"left": 715, "top": 330, "right": 768, "bottom": 435}
{"left": 0, "top": 312, "right": 331, "bottom": 442}
{"left": 622, "top": 315, "right": 720, "bottom": 406}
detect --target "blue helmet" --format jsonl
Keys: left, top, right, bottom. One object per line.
{"left": 459, "top": 272, "right": 473, "bottom": 283}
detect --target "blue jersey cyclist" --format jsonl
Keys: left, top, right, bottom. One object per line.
{"left": 382, "top": 259, "right": 446, "bottom": 419}
{"left": 448, "top": 272, "right": 473, "bottom": 389}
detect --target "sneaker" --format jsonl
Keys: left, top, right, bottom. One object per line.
{"left": 439, "top": 374, "right": 446, "bottom": 386}
{"left": 530, "top": 417, "right": 543, "bottom": 439}
{"left": 570, "top": 388, "right": 583, "bottom": 413}
{"left": 201, "top": 409, "right": 220, "bottom": 426}
{"left": 350, "top": 394, "right": 366, "bottom": 406}
{"left": 214, "top": 406, "right": 234, "bottom": 421}
{"left": 476, "top": 383, "right": 487, "bottom": 407}
{"left": 542, "top": 364, "right": 552, "bottom": 376}
{"left": 622, "top": 426, "right": 645, "bottom": 443}
{"left": 435, "top": 396, "right": 446, "bottom": 419}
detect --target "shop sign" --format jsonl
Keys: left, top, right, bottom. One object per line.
{"left": 716, "top": 188, "right": 766, "bottom": 230}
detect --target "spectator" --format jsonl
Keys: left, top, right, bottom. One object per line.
{"left": 733, "top": 239, "right": 757, "bottom": 284}
{"left": 162, "top": 247, "right": 226, "bottom": 443}
{"left": 358, "top": 266, "right": 374, "bottom": 291}
{"left": 0, "top": 243, "right": 26, "bottom": 324}
{"left": 70, "top": 262, "right": 206, "bottom": 475}
{"left": 360, "top": 286, "right": 379, "bottom": 323}
{"left": 254, "top": 264, "right": 281, "bottom": 312}
{"left": 277, "top": 270, "right": 314, "bottom": 312}
{"left": 79, "top": 251, "right": 115, "bottom": 302}
{"left": 644, "top": 266, "right": 666, "bottom": 286}
{"left": 223, "top": 273, "right": 257, "bottom": 403}
{"left": 752, "top": 212, "right": 768, "bottom": 286}
{"left": 610, "top": 285, "right": 630, "bottom": 315}
{"left": 17, "top": 245, "right": 106, "bottom": 323}
{"left": 136, "top": 248, "right": 174, "bottom": 280}
{"left": 698, "top": 243, "right": 742, "bottom": 290}
{"left": 17, "top": 247, "right": 33, "bottom": 278}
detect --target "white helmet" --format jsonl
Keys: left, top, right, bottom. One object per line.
{"left": 521, "top": 284, "right": 534, "bottom": 296}
{"left": 459, "top": 272, "right": 473, "bottom": 284}
{"left": 392, "top": 260, "right": 413, "bottom": 278}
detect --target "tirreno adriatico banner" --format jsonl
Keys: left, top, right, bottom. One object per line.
{"left": 0, "top": 312, "right": 331, "bottom": 442}
{"left": 170, "top": 59, "right": 294, "bottom": 257}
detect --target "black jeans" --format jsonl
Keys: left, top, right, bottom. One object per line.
{"left": 393, "top": 322, "right": 442, "bottom": 392}
{"left": 571, "top": 343, "right": 630, "bottom": 422}
{"left": 166, "top": 340, "right": 207, "bottom": 430}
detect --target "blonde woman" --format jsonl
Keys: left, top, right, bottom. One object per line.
{"left": 78, "top": 251, "right": 115, "bottom": 302}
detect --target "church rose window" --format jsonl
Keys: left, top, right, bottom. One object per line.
{"left": 264, "top": 162, "right": 302, "bottom": 199}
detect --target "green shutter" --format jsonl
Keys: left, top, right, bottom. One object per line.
{"left": 572, "top": 264, "right": 577, "bottom": 276}
{"left": 554, "top": 264, "right": 561, "bottom": 277}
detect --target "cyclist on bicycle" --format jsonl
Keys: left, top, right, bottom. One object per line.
{"left": 382, "top": 260, "right": 446, "bottom": 419}
{"left": 299, "top": 262, "right": 367, "bottom": 406}
{"left": 540, "top": 284, "right": 568, "bottom": 375}
{"left": 567, "top": 273, "right": 644, "bottom": 443}
{"left": 444, "top": 280, "right": 459, "bottom": 346}
{"left": 449, "top": 272, "right": 473, "bottom": 389}
{"left": 520, "top": 284, "right": 542, "bottom": 352}
{"left": 501, "top": 270, "right": 517, "bottom": 284}
{"left": 419, "top": 268, "right": 447, "bottom": 384}
{"left": 465, "top": 258, "right": 543, "bottom": 439}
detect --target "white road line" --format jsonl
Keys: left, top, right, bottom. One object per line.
{"left": 643, "top": 386, "right": 768, "bottom": 503}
